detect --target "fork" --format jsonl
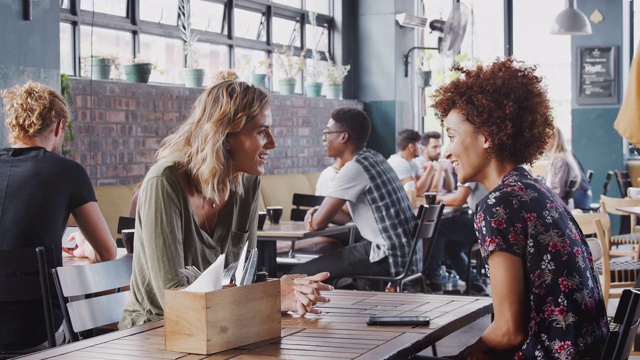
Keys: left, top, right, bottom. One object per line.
{"left": 179, "top": 268, "right": 199, "bottom": 283}
{"left": 223, "top": 261, "right": 239, "bottom": 285}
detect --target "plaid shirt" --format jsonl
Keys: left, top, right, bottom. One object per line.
{"left": 354, "top": 149, "right": 419, "bottom": 277}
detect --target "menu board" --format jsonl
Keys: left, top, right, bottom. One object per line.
{"left": 577, "top": 46, "right": 618, "bottom": 105}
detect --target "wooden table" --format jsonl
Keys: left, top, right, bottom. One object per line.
{"left": 62, "top": 248, "right": 129, "bottom": 267}
{"left": 19, "top": 290, "right": 493, "bottom": 360}
{"left": 257, "top": 221, "right": 356, "bottom": 277}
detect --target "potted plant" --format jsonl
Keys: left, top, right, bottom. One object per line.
{"left": 304, "top": 12, "right": 323, "bottom": 97}
{"left": 252, "top": 59, "right": 272, "bottom": 89}
{"left": 323, "top": 59, "right": 350, "bottom": 99}
{"left": 60, "top": 74, "right": 75, "bottom": 158}
{"left": 82, "top": 54, "right": 120, "bottom": 80}
{"left": 179, "top": 0, "right": 204, "bottom": 88}
{"left": 273, "top": 46, "right": 305, "bottom": 95}
{"left": 122, "top": 55, "right": 156, "bottom": 83}
{"left": 418, "top": 50, "right": 434, "bottom": 88}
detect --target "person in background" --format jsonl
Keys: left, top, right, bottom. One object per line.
{"left": 119, "top": 81, "right": 332, "bottom": 329}
{"left": 0, "top": 81, "right": 116, "bottom": 353}
{"left": 545, "top": 126, "right": 592, "bottom": 210}
{"left": 412, "top": 131, "right": 455, "bottom": 193}
{"left": 296, "top": 107, "right": 419, "bottom": 287}
{"left": 315, "top": 157, "right": 343, "bottom": 197}
{"left": 424, "top": 182, "right": 489, "bottom": 295}
{"left": 433, "top": 58, "right": 607, "bottom": 358}
{"left": 387, "top": 129, "right": 431, "bottom": 195}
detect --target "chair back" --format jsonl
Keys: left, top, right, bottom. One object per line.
{"left": 116, "top": 216, "right": 135, "bottom": 234}
{"left": 52, "top": 256, "right": 133, "bottom": 341}
{"left": 603, "top": 171, "right": 614, "bottom": 197}
{"left": 414, "top": 204, "right": 446, "bottom": 272}
{"left": 290, "top": 193, "right": 325, "bottom": 221}
{"left": 615, "top": 170, "right": 634, "bottom": 199}
{"left": 574, "top": 212, "right": 611, "bottom": 258}
{"left": 0, "top": 246, "right": 56, "bottom": 348}
{"left": 586, "top": 169, "right": 594, "bottom": 184}
{"left": 601, "top": 288, "right": 640, "bottom": 360}
{"left": 561, "top": 179, "right": 578, "bottom": 205}
{"left": 600, "top": 195, "right": 640, "bottom": 218}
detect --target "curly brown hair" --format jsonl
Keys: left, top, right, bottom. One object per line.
{"left": 431, "top": 57, "right": 554, "bottom": 166}
{"left": 1, "top": 81, "right": 69, "bottom": 145}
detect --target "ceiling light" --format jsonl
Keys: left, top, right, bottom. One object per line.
{"left": 551, "top": 0, "right": 592, "bottom": 35}
{"left": 396, "top": 13, "right": 428, "bottom": 29}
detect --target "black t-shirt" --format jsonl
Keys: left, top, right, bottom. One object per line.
{"left": 0, "top": 146, "right": 95, "bottom": 351}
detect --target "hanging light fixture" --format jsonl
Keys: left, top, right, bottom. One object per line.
{"left": 551, "top": 0, "right": 592, "bottom": 35}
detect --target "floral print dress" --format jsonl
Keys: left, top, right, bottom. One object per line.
{"left": 475, "top": 167, "right": 608, "bottom": 360}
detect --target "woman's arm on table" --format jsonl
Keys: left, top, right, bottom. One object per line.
{"left": 455, "top": 251, "right": 527, "bottom": 359}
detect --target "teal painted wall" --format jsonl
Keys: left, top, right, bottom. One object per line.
{"left": 364, "top": 101, "right": 396, "bottom": 157}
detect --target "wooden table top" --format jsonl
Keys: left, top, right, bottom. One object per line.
{"left": 62, "top": 247, "right": 130, "bottom": 267}
{"left": 616, "top": 206, "right": 640, "bottom": 217}
{"left": 19, "top": 290, "right": 492, "bottom": 360}
{"left": 257, "top": 221, "right": 356, "bottom": 240}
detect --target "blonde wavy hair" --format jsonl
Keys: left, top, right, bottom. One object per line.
{"left": 1, "top": 81, "right": 69, "bottom": 145}
{"left": 547, "top": 126, "right": 582, "bottom": 184}
{"left": 156, "top": 80, "right": 269, "bottom": 202}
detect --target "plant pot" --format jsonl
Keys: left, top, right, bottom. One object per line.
{"left": 89, "top": 58, "right": 112, "bottom": 80}
{"left": 279, "top": 79, "right": 296, "bottom": 95}
{"left": 182, "top": 68, "right": 205, "bottom": 88}
{"left": 305, "top": 82, "right": 323, "bottom": 97}
{"left": 418, "top": 70, "right": 432, "bottom": 88}
{"left": 252, "top": 73, "right": 268, "bottom": 89}
{"left": 123, "top": 63, "right": 153, "bottom": 83}
{"left": 326, "top": 84, "right": 342, "bottom": 99}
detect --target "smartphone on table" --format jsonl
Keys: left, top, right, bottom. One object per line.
{"left": 366, "top": 315, "right": 431, "bottom": 326}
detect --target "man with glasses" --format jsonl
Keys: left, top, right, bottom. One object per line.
{"left": 292, "top": 107, "right": 418, "bottom": 289}
{"left": 387, "top": 129, "right": 432, "bottom": 196}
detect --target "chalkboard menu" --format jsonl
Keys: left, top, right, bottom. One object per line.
{"left": 576, "top": 46, "right": 617, "bottom": 105}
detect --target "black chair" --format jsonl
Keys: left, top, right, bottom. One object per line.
{"left": 0, "top": 247, "right": 56, "bottom": 354}
{"left": 602, "top": 288, "right": 640, "bottom": 360}
{"left": 332, "top": 203, "right": 445, "bottom": 293}
{"left": 52, "top": 256, "right": 133, "bottom": 342}
{"left": 616, "top": 170, "right": 634, "bottom": 199}
{"left": 561, "top": 179, "right": 578, "bottom": 205}
{"left": 115, "top": 216, "right": 135, "bottom": 248}
{"left": 290, "top": 193, "right": 325, "bottom": 221}
{"left": 591, "top": 171, "right": 615, "bottom": 212}
{"left": 586, "top": 169, "right": 594, "bottom": 184}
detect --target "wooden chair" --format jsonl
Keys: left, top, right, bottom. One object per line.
{"left": 604, "top": 171, "right": 615, "bottom": 197}
{"left": 51, "top": 256, "right": 133, "bottom": 342}
{"left": 574, "top": 212, "right": 640, "bottom": 307}
{"left": 601, "top": 288, "right": 640, "bottom": 360}
{"left": 600, "top": 195, "right": 640, "bottom": 259}
{"left": 290, "top": 193, "right": 325, "bottom": 221}
{"left": 561, "top": 179, "right": 578, "bottom": 205}
{"left": 0, "top": 247, "right": 56, "bottom": 355}
{"left": 332, "top": 204, "right": 445, "bottom": 293}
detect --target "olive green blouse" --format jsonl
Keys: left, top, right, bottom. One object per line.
{"left": 119, "top": 162, "right": 259, "bottom": 329}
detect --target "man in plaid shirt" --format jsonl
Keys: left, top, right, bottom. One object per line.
{"left": 293, "top": 107, "right": 419, "bottom": 287}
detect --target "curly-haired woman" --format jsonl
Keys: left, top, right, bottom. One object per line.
{"left": 432, "top": 58, "right": 608, "bottom": 359}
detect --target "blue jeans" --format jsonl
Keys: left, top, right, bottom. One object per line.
{"left": 426, "top": 215, "right": 481, "bottom": 283}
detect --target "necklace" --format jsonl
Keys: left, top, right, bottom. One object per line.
{"left": 202, "top": 198, "right": 218, "bottom": 236}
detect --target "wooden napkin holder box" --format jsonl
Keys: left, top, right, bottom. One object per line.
{"left": 164, "top": 279, "right": 281, "bottom": 355}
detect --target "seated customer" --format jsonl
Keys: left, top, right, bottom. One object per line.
{"left": 294, "top": 107, "right": 419, "bottom": 286}
{"left": 119, "top": 81, "right": 332, "bottom": 329}
{"left": 387, "top": 129, "right": 431, "bottom": 195}
{"left": 412, "top": 131, "right": 455, "bottom": 193}
{"left": 433, "top": 58, "right": 607, "bottom": 358}
{"left": 425, "top": 182, "right": 488, "bottom": 295}
{"left": 0, "top": 82, "right": 116, "bottom": 353}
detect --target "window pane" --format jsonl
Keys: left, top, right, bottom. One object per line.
{"left": 513, "top": 0, "right": 572, "bottom": 146}
{"left": 273, "top": 0, "right": 302, "bottom": 8}
{"left": 192, "top": 43, "right": 229, "bottom": 86}
{"left": 273, "top": 17, "right": 300, "bottom": 46}
{"left": 306, "top": 0, "right": 330, "bottom": 15}
{"left": 140, "top": 0, "right": 178, "bottom": 25}
{"left": 234, "top": 8, "right": 266, "bottom": 40}
{"left": 80, "top": 0, "right": 127, "bottom": 17}
{"left": 305, "top": 57, "right": 327, "bottom": 84}
{"left": 305, "top": 24, "right": 328, "bottom": 52}
{"left": 235, "top": 48, "right": 270, "bottom": 83}
{"left": 459, "top": 1, "right": 504, "bottom": 63}
{"left": 80, "top": 26, "right": 132, "bottom": 78}
{"left": 635, "top": 1, "right": 640, "bottom": 56}
{"left": 139, "top": 34, "right": 183, "bottom": 84}
{"left": 60, "top": 23, "right": 74, "bottom": 75}
{"left": 61, "top": 0, "right": 70, "bottom": 9}
{"left": 192, "top": 0, "right": 225, "bottom": 33}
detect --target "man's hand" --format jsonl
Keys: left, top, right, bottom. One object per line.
{"left": 304, "top": 206, "right": 320, "bottom": 231}
{"left": 280, "top": 272, "right": 333, "bottom": 316}
{"left": 62, "top": 231, "right": 97, "bottom": 262}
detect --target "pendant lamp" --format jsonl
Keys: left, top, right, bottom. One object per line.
{"left": 551, "top": 0, "right": 592, "bottom": 35}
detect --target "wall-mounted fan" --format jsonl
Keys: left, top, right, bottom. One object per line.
{"left": 403, "top": 3, "right": 469, "bottom": 77}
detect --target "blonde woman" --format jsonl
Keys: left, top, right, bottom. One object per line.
{"left": 545, "top": 126, "right": 592, "bottom": 209}
{"left": 119, "top": 81, "right": 331, "bottom": 329}
{"left": 0, "top": 82, "right": 115, "bottom": 352}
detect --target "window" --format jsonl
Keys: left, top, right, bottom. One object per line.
{"left": 192, "top": 1, "right": 226, "bottom": 33}
{"left": 140, "top": 0, "right": 178, "bottom": 25}
{"left": 273, "top": 16, "right": 300, "bottom": 46}
{"left": 234, "top": 8, "right": 266, "bottom": 41}
{"left": 80, "top": 0, "right": 128, "bottom": 17}
{"left": 306, "top": 0, "right": 330, "bottom": 15}
{"left": 273, "top": 0, "right": 301, "bottom": 8}
{"left": 193, "top": 42, "right": 230, "bottom": 86}
{"left": 80, "top": 26, "right": 132, "bottom": 77}
{"left": 139, "top": 34, "right": 184, "bottom": 84}
{"left": 60, "top": 23, "right": 74, "bottom": 75}
{"left": 305, "top": 23, "right": 328, "bottom": 52}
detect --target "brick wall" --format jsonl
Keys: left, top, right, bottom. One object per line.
{"left": 67, "top": 78, "right": 362, "bottom": 185}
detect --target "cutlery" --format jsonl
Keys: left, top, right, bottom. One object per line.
{"left": 223, "top": 261, "right": 239, "bottom": 285}
{"left": 239, "top": 249, "right": 258, "bottom": 286}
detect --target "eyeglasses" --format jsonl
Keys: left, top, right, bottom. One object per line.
{"left": 322, "top": 130, "right": 347, "bottom": 137}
